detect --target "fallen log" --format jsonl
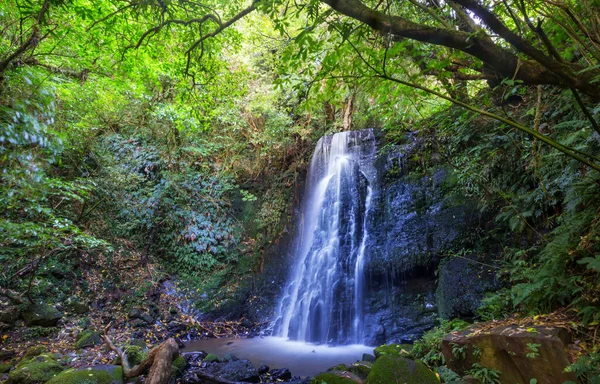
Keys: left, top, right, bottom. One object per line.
{"left": 102, "top": 323, "right": 180, "bottom": 384}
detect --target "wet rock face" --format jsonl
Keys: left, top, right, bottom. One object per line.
{"left": 436, "top": 255, "right": 498, "bottom": 319}
{"left": 22, "top": 303, "right": 62, "bottom": 327}
{"left": 442, "top": 324, "right": 577, "bottom": 384}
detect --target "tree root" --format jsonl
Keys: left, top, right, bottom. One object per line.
{"left": 102, "top": 323, "right": 180, "bottom": 384}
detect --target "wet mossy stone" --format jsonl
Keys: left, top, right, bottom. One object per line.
{"left": 217, "top": 359, "right": 259, "bottom": 383}
{"left": 123, "top": 345, "right": 147, "bottom": 367}
{"left": 0, "top": 307, "right": 20, "bottom": 325}
{"left": 75, "top": 330, "right": 103, "bottom": 349}
{"left": 23, "top": 346, "right": 46, "bottom": 359}
{"left": 373, "top": 344, "right": 413, "bottom": 358}
{"left": 365, "top": 355, "right": 440, "bottom": 384}
{"left": 7, "top": 354, "right": 64, "bottom": 384}
{"left": 65, "top": 298, "right": 88, "bottom": 315}
{"left": 349, "top": 361, "right": 373, "bottom": 379}
{"left": 22, "top": 303, "right": 61, "bottom": 327}
{"left": 311, "top": 371, "right": 364, "bottom": 384}
{"left": 204, "top": 353, "right": 219, "bottom": 363}
{"left": 171, "top": 355, "right": 186, "bottom": 377}
{"left": 46, "top": 365, "right": 123, "bottom": 384}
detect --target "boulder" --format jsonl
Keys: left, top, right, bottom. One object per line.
{"left": 0, "top": 307, "right": 20, "bottom": 326}
{"left": 22, "top": 303, "right": 61, "bottom": 327}
{"left": 65, "top": 298, "right": 88, "bottom": 314}
{"left": 203, "top": 353, "right": 219, "bottom": 363}
{"left": 46, "top": 365, "right": 123, "bottom": 384}
{"left": 75, "top": 330, "right": 103, "bottom": 349}
{"left": 7, "top": 354, "right": 64, "bottom": 384}
{"left": 311, "top": 371, "right": 364, "bottom": 384}
{"left": 362, "top": 353, "right": 376, "bottom": 363}
{"left": 270, "top": 368, "right": 292, "bottom": 381}
{"left": 441, "top": 324, "right": 577, "bottom": 384}
{"left": 217, "top": 359, "right": 259, "bottom": 383}
{"left": 122, "top": 345, "right": 147, "bottom": 367}
{"left": 365, "top": 355, "right": 440, "bottom": 384}
{"left": 373, "top": 343, "right": 412, "bottom": 358}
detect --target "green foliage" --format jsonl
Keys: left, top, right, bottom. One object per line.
{"left": 409, "top": 319, "right": 470, "bottom": 368}
{"left": 525, "top": 343, "right": 541, "bottom": 360}
{"left": 468, "top": 363, "right": 501, "bottom": 384}
{"left": 565, "top": 352, "right": 600, "bottom": 384}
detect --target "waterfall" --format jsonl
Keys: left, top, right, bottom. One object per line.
{"left": 273, "top": 129, "right": 377, "bottom": 345}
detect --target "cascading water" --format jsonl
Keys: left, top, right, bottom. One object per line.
{"left": 272, "top": 129, "right": 377, "bottom": 345}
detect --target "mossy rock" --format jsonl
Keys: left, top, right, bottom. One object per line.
{"left": 75, "top": 330, "right": 103, "bottom": 349}
{"left": 311, "top": 371, "right": 364, "bottom": 384}
{"left": 365, "top": 355, "right": 440, "bottom": 384}
{"left": 46, "top": 365, "right": 123, "bottom": 384}
{"left": 7, "top": 354, "right": 64, "bottom": 384}
{"left": 373, "top": 344, "right": 413, "bottom": 358}
{"left": 348, "top": 361, "right": 373, "bottom": 379}
{"left": 22, "top": 303, "right": 61, "bottom": 327}
{"left": 123, "top": 345, "right": 147, "bottom": 367}
{"left": 22, "top": 346, "right": 46, "bottom": 359}
{"left": 204, "top": 353, "right": 219, "bottom": 363}
{"left": 0, "top": 363, "right": 11, "bottom": 373}
{"left": 171, "top": 355, "right": 186, "bottom": 377}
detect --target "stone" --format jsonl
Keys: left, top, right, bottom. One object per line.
{"left": 203, "top": 353, "right": 219, "bottom": 363}
{"left": 216, "top": 359, "right": 259, "bottom": 383}
{"left": 7, "top": 354, "right": 64, "bottom": 384}
{"left": 65, "top": 298, "right": 89, "bottom": 315}
{"left": 122, "top": 345, "right": 147, "bottom": 367}
{"left": 362, "top": 353, "right": 376, "bottom": 363}
{"left": 258, "top": 364, "right": 269, "bottom": 374}
{"left": 222, "top": 353, "right": 239, "bottom": 362}
{"left": 75, "top": 330, "right": 103, "bottom": 349}
{"left": 348, "top": 361, "right": 373, "bottom": 379}
{"left": 442, "top": 324, "right": 577, "bottom": 384}
{"left": 311, "top": 371, "right": 364, "bottom": 384}
{"left": 46, "top": 365, "right": 123, "bottom": 384}
{"left": 270, "top": 368, "right": 292, "bottom": 381}
{"left": 22, "top": 303, "right": 61, "bottom": 327}
{"left": 0, "top": 307, "right": 20, "bottom": 325}
{"left": 373, "top": 343, "right": 412, "bottom": 358}
{"left": 183, "top": 351, "right": 207, "bottom": 364}
{"left": 23, "top": 346, "right": 45, "bottom": 359}
{"left": 171, "top": 355, "right": 186, "bottom": 376}
{"left": 128, "top": 308, "right": 142, "bottom": 319}
{"left": 365, "top": 355, "right": 440, "bottom": 384}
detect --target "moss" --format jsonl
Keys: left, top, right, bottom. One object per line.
{"left": 365, "top": 355, "right": 440, "bottom": 384}
{"left": 75, "top": 331, "right": 103, "bottom": 349}
{"left": 327, "top": 364, "right": 348, "bottom": 371}
{"left": 349, "top": 361, "right": 373, "bottom": 379}
{"left": 0, "top": 363, "right": 11, "bottom": 373}
{"left": 171, "top": 355, "right": 186, "bottom": 377}
{"left": 7, "top": 354, "right": 64, "bottom": 384}
{"left": 373, "top": 343, "right": 413, "bottom": 358}
{"left": 311, "top": 371, "right": 363, "bottom": 384}
{"left": 46, "top": 366, "right": 124, "bottom": 384}
{"left": 22, "top": 346, "right": 46, "bottom": 359}
{"left": 204, "top": 353, "right": 219, "bottom": 363}
{"left": 122, "top": 345, "right": 147, "bottom": 367}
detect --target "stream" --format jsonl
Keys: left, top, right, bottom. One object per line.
{"left": 182, "top": 337, "right": 373, "bottom": 377}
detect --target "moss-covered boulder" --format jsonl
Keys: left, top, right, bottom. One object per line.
{"left": 311, "top": 371, "right": 364, "bottom": 384}
{"left": 373, "top": 343, "right": 413, "bottom": 358}
{"left": 22, "top": 303, "right": 61, "bottom": 327}
{"left": 348, "top": 361, "right": 373, "bottom": 379}
{"left": 0, "top": 363, "right": 11, "bottom": 373}
{"left": 75, "top": 330, "right": 103, "bottom": 349}
{"left": 22, "top": 346, "right": 45, "bottom": 359}
{"left": 46, "top": 365, "right": 123, "bottom": 384}
{"left": 442, "top": 324, "right": 578, "bottom": 384}
{"left": 7, "top": 354, "right": 64, "bottom": 384}
{"left": 204, "top": 353, "right": 219, "bottom": 363}
{"left": 65, "top": 298, "right": 89, "bottom": 315}
{"left": 365, "top": 355, "right": 439, "bottom": 384}
{"left": 0, "top": 307, "right": 20, "bottom": 326}
{"left": 123, "top": 345, "right": 147, "bottom": 367}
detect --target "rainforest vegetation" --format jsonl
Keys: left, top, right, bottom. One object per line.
{"left": 0, "top": 0, "right": 599, "bottom": 383}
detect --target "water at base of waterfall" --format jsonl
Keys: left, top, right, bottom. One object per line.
{"left": 272, "top": 129, "right": 377, "bottom": 345}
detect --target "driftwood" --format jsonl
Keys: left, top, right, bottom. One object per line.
{"left": 102, "top": 324, "right": 180, "bottom": 384}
